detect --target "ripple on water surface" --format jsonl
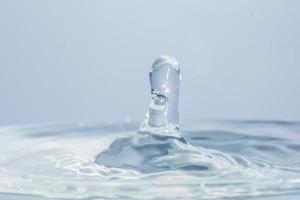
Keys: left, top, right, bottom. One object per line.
{"left": 0, "top": 120, "right": 300, "bottom": 199}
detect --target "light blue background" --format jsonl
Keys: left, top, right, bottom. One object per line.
{"left": 0, "top": 0, "right": 299, "bottom": 126}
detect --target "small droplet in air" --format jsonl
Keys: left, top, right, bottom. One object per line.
{"left": 251, "top": 12, "right": 257, "bottom": 16}
{"left": 124, "top": 117, "right": 132, "bottom": 123}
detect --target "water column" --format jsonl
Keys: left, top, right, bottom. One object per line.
{"left": 95, "top": 55, "right": 185, "bottom": 171}
{"left": 139, "top": 55, "right": 182, "bottom": 138}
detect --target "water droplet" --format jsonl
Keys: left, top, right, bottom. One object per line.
{"left": 124, "top": 117, "right": 132, "bottom": 123}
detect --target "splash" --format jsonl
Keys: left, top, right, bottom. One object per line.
{"left": 1, "top": 56, "right": 300, "bottom": 199}
{"left": 95, "top": 56, "right": 241, "bottom": 173}
{"left": 140, "top": 55, "right": 181, "bottom": 137}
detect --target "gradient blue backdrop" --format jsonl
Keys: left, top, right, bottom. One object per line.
{"left": 0, "top": 0, "right": 299, "bottom": 126}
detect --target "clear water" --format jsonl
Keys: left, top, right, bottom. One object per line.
{"left": 1, "top": 56, "right": 300, "bottom": 199}
{"left": 95, "top": 55, "right": 183, "bottom": 170}
{"left": 1, "top": 120, "right": 300, "bottom": 200}
{"left": 139, "top": 55, "right": 181, "bottom": 137}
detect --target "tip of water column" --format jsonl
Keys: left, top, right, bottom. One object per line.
{"left": 152, "top": 55, "right": 180, "bottom": 72}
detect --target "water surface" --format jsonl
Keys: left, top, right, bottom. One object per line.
{"left": 0, "top": 120, "right": 300, "bottom": 200}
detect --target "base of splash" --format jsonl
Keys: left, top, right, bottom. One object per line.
{"left": 95, "top": 131, "right": 243, "bottom": 173}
